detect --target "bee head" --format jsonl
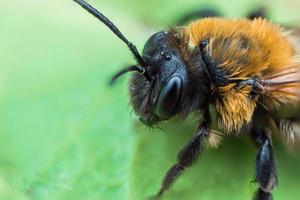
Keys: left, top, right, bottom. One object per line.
{"left": 129, "top": 31, "right": 189, "bottom": 126}
{"left": 74, "top": 0, "right": 210, "bottom": 126}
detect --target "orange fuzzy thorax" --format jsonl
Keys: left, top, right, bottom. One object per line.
{"left": 186, "top": 18, "right": 297, "bottom": 78}
{"left": 185, "top": 18, "right": 300, "bottom": 132}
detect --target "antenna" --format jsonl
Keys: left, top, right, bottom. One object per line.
{"left": 73, "top": 0, "right": 152, "bottom": 83}
{"left": 73, "top": 0, "right": 145, "bottom": 66}
{"left": 109, "top": 65, "right": 152, "bottom": 85}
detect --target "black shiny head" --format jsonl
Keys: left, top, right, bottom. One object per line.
{"left": 130, "top": 31, "right": 191, "bottom": 125}
{"left": 74, "top": 0, "right": 209, "bottom": 126}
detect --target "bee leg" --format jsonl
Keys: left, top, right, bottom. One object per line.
{"left": 176, "top": 8, "right": 221, "bottom": 25}
{"left": 247, "top": 7, "right": 268, "bottom": 20}
{"left": 153, "top": 109, "right": 211, "bottom": 199}
{"left": 252, "top": 129, "right": 278, "bottom": 200}
{"left": 273, "top": 116, "right": 300, "bottom": 144}
{"left": 236, "top": 77, "right": 265, "bottom": 94}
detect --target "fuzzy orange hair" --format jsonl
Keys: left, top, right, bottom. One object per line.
{"left": 185, "top": 18, "right": 300, "bottom": 132}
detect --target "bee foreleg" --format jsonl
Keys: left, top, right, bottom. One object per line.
{"left": 153, "top": 110, "right": 211, "bottom": 199}
{"left": 252, "top": 129, "right": 278, "bottom": 200}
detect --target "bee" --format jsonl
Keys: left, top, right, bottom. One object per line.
{"left": 73, "top": 0, "right": 300, "bottom": 199}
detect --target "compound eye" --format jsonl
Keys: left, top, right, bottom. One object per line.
{"left": 155, "top": 76, "right": 182, "bottom": 120}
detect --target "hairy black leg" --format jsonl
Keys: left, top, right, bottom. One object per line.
{"left": 176, "top": 8, "right": 221, "bottom": 25}
{"left": 153, "top": 109, "right": 211, "bottom": 198}
{"left": 252, "top": 129, "right": 278, "bottom": 200}
{"left": 247, "top": 7, "right": 268, "bottom": 20}
{"left": 236, "top": 77, "right": 265, "bottom": 95}
{"left": 198, "top": 39, "right": 267, "bottom": 94}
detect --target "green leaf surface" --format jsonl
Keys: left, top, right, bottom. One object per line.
{"left": 1, "top": 0, "right": 300, "bottom": 200}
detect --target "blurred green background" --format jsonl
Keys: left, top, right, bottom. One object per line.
{"left": 1, "top": 0, "right": 300, "bottom": 199}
